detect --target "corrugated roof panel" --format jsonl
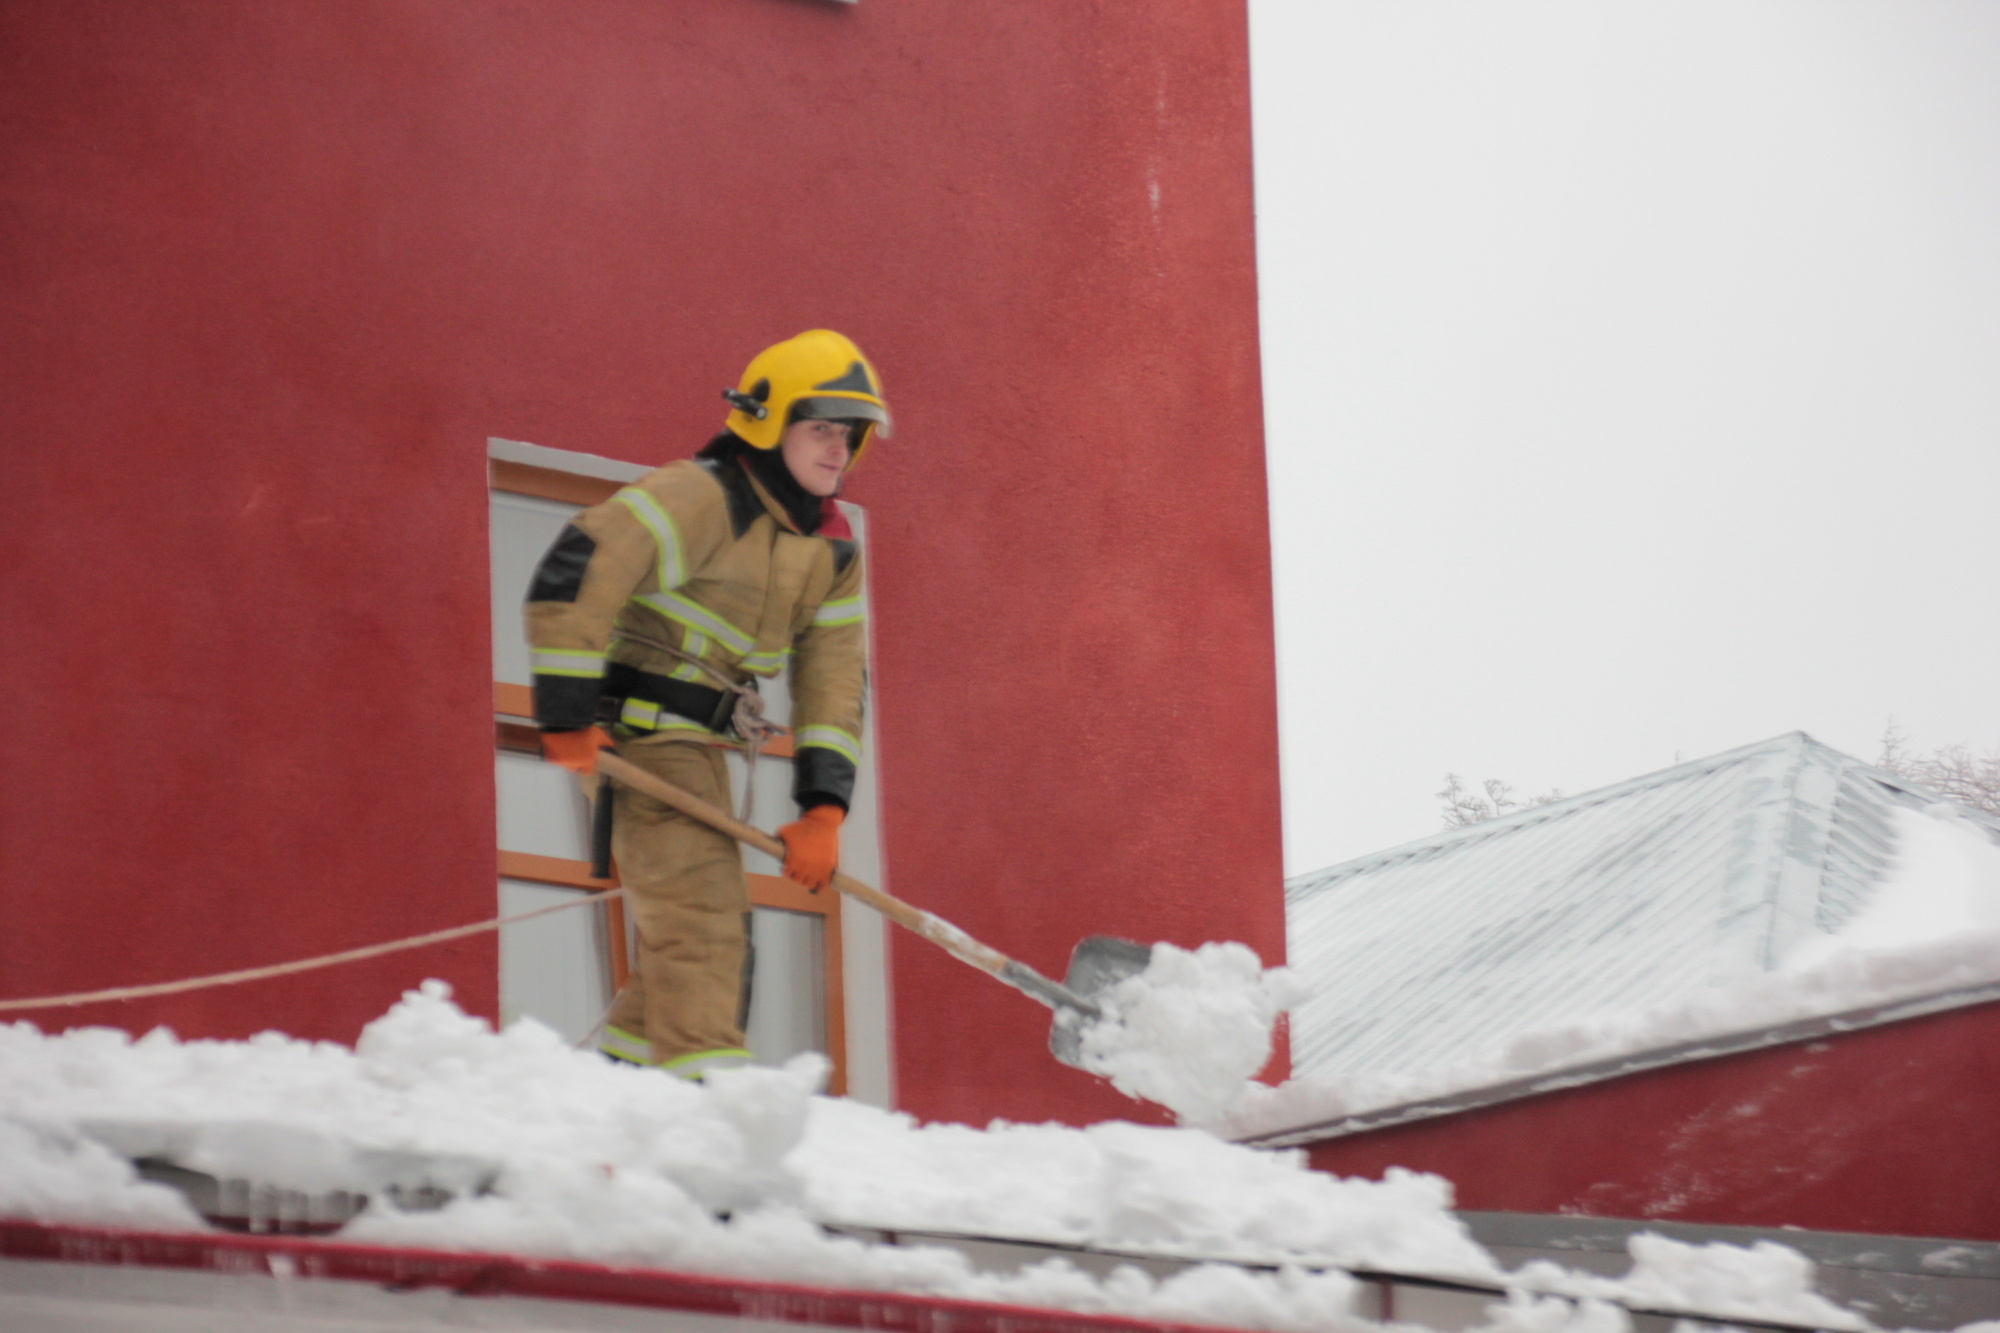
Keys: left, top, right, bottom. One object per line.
{"left": 1819, "top": 782, "right": 1895, "bottom": 931}
{"left": 1285, "top": 732, "right": 1999, "bottom": 1084}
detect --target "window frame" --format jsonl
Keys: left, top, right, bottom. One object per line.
{"left": 492, "top": 458, "right": 848, "bottom": 1093}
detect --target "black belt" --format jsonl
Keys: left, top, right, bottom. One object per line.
{"left": 602, "top": 662, "right": 738, "bottom": 736}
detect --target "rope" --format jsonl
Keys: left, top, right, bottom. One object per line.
{"left": 0, "top": 888, "right": 626, "bottom": 1015}
{"left": 573, "top": 992, "right": 625, "bottom": 1052}
{"left": 609, "top": 630, "right": 790, "bottom": 822}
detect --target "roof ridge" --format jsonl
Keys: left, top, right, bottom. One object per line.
{"left": 1727, "top": 731, "right": 1816, "bottom": 970}
{"left": 1288, "top": 731, "right": 1818, "bottom": 894}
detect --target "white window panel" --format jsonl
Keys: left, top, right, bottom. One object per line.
{"left": 498, "top": 879, "right": 611, "bottom": 1045}
{"left": 491, "top": 490, "right": 581, "bottom": 687}
{"left": 495, "top": 751, "right": 591, "bottom": 860}
{"left": 746, "top": 908, "right": 825, "bottom": 1063}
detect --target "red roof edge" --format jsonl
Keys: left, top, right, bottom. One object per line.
{"left": 0, "top": 1218, "right": 1246, "bottom": 1333}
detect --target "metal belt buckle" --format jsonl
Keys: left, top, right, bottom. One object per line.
{"left": 707, "top": 688, "right": 738, "bottom": 737}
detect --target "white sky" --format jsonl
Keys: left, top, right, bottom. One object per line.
{"left": 1251, "top": 1, "right": 2000, "bottom": 875}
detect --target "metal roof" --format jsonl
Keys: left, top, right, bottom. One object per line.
{"left": 1285, "top": 732, "right": 2000, "bottom": 1086}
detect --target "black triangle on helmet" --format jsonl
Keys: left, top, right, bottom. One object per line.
{"left": 813, "top": 361, "right": 877, "bottom": 395}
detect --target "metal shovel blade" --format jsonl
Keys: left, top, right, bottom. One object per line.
{"left": 1048, "top": 935, "right": 1154, "bottom": 1069}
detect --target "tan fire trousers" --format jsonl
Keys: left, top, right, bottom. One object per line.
{"left": 601, "top": 737, "right": 750, "bottom": 1065}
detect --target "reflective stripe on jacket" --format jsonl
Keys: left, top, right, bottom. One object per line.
{"left": 524, "top": 456, "right": 867, "bottom": 810}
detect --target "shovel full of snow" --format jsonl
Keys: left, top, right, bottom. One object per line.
{"left": 594, "top": 752, "right": 1150, "bottom": 1069}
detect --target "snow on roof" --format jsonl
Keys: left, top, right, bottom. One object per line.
{"left": 0, "top": 984, "right": 1882, "bottom": 1332}
{"left": 1230, "top": 732, "right": 2000, "bottom": 1146}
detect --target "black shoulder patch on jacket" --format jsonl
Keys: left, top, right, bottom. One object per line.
{"left": 527, "top": 525, "right": 596, "bottom": 603}
{"left": 830, "top": 538, "right": 859, "bottom": 575}
{"left": 699, "top": 456, "right": 764, "bottom": 539}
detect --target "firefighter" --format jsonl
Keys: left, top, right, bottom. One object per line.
{"left": 524, "top": 329, "right": 886, "bottom": 1079}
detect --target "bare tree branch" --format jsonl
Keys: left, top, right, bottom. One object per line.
{"left": 1438, "top": 772, "right": 1564, "bottom": 829}
{"left": 1876, "top": 718, "right": 2000, "bottom": 818}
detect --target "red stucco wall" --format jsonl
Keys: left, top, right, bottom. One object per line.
{"left": 1306, "top": 1003, "right": 2000, "bottom": 1240}
{"left": 0, "top": 1, "right": 1281, "bottom": 1128}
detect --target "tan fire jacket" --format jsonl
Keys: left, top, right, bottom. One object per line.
{"left": 524, "top": 455, "right": 867, "bottom": 809}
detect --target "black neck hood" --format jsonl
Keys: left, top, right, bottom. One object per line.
{"left": 696, "top": 432, "right": 825, "bottom": 535}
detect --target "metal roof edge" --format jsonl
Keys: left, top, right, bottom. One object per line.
{"left": 1287, "top": 732, "right": 1818, "bottom": 895}
{"left": 1458, "top": 1210, "right": 2000, "bottom": 1278}
{"left": 0, "top": 1219, "right": 1241, "bottom": 1333}
{"left": 1237, "top": 976, "right": 2000, "bottom": 1150}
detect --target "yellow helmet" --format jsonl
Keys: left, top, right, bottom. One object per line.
{"left": 722, "top": 329, "right": 893, "bottom": 464}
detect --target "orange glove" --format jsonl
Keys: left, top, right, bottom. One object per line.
{"left": 540, "top": 726, "right": 615, "bottom": 775}
{"left": 778, "top": 805, "right": 844, "bottom": 891}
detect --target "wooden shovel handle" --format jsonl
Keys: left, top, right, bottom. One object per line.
{"left": 593, "top": 751, "right": 1014, "bottom": 978}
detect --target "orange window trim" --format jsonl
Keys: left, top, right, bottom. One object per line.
{"left": 491, "top": 459, "right": 623, "bottom": 507}
{"left": 497, "top": 851, "right": 833, "bottom": 919}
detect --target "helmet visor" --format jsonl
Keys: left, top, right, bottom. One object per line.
{"left": 791, "top": 395, "right": 893, "bottom": 439}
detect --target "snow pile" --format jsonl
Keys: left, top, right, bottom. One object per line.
{"left": 0, "top": 1115, "right": 200, "bottom": 1232}
{"left": 0, "top": 982, "right": 1893, "bottom": 1331}
{"left": 1516, "top": 1235, "right": 1868, "bottom": 1331}
{"left": 799, "top": 1101, "right": 1492, "bottom": 1276}
{"left": 0, "top": 981, "right": 1492, "bottom": 1330}
{"left": 1785, "top": 802, "right": 2000, "bottom": 967}
{"left": 1077, "top": 943, "right": 1308, "bottom": 1123}
{"left": 1221, "top": 803, "right": 2000, "bottom": 1142}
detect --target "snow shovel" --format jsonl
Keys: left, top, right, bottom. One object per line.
{"left": 592, "top": 751, "right": 1152, "bottom": 1069}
